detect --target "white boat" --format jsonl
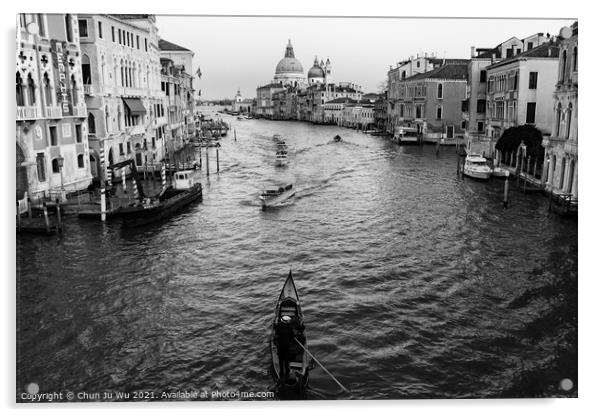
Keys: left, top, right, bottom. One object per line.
{"left": 275, "top": 149, "right": 288, "bottom": 166}
{"left": 492, "top": 167, "right": 510, "bottom": 178}
{"left": 260, "top": 183, "right": 295, "bottom": 209}
{"left": 464, "top": 154, "right": 492, "bottom": 180}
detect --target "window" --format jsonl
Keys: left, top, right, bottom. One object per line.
{"left": 111, "top": 26, "right": 115, "bottom": 42}
{"left": 516, "top": 49, "right": 521, "bottom": 55}
{"left": 480, "top": 70, "right": 486, "bottom": 83}
{"left": 527, "top": 42, "right": 533, "bottom": 50}
{"left": 528, "top": 72, "right": 538, "bottom": 89}
{"left": 416, "top": 61, "right": 420, "bottom": 68}
{"left": 65, "top": 14, "right": 73, "bottom": 42}
{"left": 437, "top": 83, "right": 443, "bottom": 99}
{"left": 88, "top": 113, "right": 96, "bottom": 133}
{"left": 561, "top": 50, "right": 567, "bottom": 82}
{"left": 566, "top": 103, "right": 572, "bottom": 139}
{"left": 126, "top": 142, "right": 131, "bottom": 154}
{"left": 27, "top": 73, "right": 36, "bottom": 105}
{"left": 506, "top": 48, "right": 513, "bottom": 58}
{"left": 98, "top": 21, "right": 103, "bottom": 38}
{"left": 70, "top": 75, "right": 78, "bottom": 105}
{"left": 144, "top": 38, "right": 147, "bottom": 51}
{"left": 52, "top": 158, "right": 60, "bottom": 174}
{"left": 461, "top": 121, "right": 467, "bottom": 129}
{"left": 436, "top": 106, "right": 442, "bottom": 120}
{"left": 77, "top": 154, "right": 85, "bottom": 168}
{"left": 526, "top": 102, "right": 536, "bottom": 124}
{"left": 555, "top": 104, "right": 562, "bottom": 136}
{"left": 477, "top": 99, "right": 486, "bottom": 113}
{"left": 119, "top": 143, "right": 124, "bottom": 155}
{"left": 78, "top": 19, "right": 88, "bottom": 37}
{"left": 136, "top": 35, "right": 139, "bottom": 49}
{"left": 477, "top": 121, "right": 484, "bottom": 132}
{"left": 43, "top": 72, "right": 52, "bottom": 106}
{"left": 16, "top": 72, "right": 24, "bottom": 106}
{"left": 82, "top": 54, "right": 92, "bottom": 82}
{"left": 573, "top": 47, "right": 577, "bottom": 72}
{"left": 49, "top": 126, "right": 57, "bottom": 146}
{"left": 37, "top": 14, "right": 46, "bottom": 37}
{"left": 36, "top": 153, "right": 46, "bottom": 182}
{"left": 118, "top": 29, "right": 122, "bottom": 44}
{"left": 75, "top": 124, "right": 82, "bottom": 143}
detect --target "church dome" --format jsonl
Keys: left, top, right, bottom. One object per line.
{"left": 275, "top": 40, "right": 304, "bottom": 75}
{"left": 308, "top": 57, "right": 325, "bottom": 78}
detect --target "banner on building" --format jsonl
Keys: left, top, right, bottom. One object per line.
{"left": 50, "top": 40, "right": 73, "bottom": 116}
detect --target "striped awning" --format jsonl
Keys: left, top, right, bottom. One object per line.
{"left": 122, "top": 98, "right": 146, "bottom": 114}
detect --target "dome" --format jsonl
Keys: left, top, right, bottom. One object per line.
{"left": 275, "top": 39, "right": 304, "bottom": 75}
{"left": 275, "top": 57, "right": 304, "bottom": 74}
{"left": 308, "top": 64, "right": 324, "bottom": 78}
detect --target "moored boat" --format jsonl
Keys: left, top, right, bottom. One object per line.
{"left": 492, "top": 167, "right": 510, "bottom": 178}
{"left": 120, "top": 170, "right": 203, "bottom": 227}
{"left": 463, "top": 154, "right": 492, "bottom": 180}
{"left": 271, "top": 270, "right": 310, "bottom": 392}
{"left": 260, "top": 183, "right": 295, "bottom": 209}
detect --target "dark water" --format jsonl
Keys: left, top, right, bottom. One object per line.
{"left": 16, "top": 114, "right": 577, "bottom": 400}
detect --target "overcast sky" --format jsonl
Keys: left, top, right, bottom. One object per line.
{"left": 155, "top": 16, "right": 575, "bottom": 100}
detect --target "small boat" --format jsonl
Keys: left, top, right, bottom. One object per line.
{"left": 273, "top": 134, "right": 283, "bottom": 141}
{"left": 276, "top": 140, "right": 288, "bottom": 149}
{"left": 492, "top": 167, "right": 510, "bottom": 179}
{"left": 271, "top": 271, "right": 310, "bottom": 392}
{"left": 237, "top": 116, "right": 245, "bottom": 120}
{"left": 275, "top": 149, "right": 289, "bottom": 166}
{"left": 333, "top": 135, "right": 342, "bottom": 142}
{"left": 260, "top": 183, "right": 295, "bottom": 210}
{"left": 463, "top": 154, "right": 492, "bottom": 180}
{"left": 120, "top": 170, "right": 203, "bottom": 227}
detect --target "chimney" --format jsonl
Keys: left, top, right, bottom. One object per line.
{"left": 471, "top": 46, "right": 476, "bottom": 57}
{"left": 511, "top": 45, "right": 516, "bottom": 56}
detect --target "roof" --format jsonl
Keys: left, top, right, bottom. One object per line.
{"left": 487, "top": 42, "right": 560, "bottom": 69}
{"left": 159, "top": 39, "right": 192, "bottom": 52}
{"left": 326, "top": 97, "right": 357, "bottom": 104}
{"left": 259, "top": 82, "right": 284, "bottom": 89}
{"left": 405, "top": 63, "right": 469, "bottom": 81}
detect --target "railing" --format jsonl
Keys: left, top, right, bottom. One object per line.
{"left": 16, "top": 106, "right": 40, "bottom": 120}
{"left": 73, "top": 105, "right": 87, "bottom": 118}
{"left": 127, "top": 124, "right": 146, "bottom": 136}
{"left": 46, "top": 106, "right": 63, "bottom": 119}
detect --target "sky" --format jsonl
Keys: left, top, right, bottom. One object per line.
{"left": 154, "top": 16, "right": 575, "bottom": 100}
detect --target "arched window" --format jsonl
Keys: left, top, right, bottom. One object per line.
{"left": 105, "top": 105, "right": 110, "bottom": 133}
{"left": 561, "top": 49, "right": 567, "bottom": 82}
{"left": 436, "top": 105, "right": 442, "bottom": 120}
{"left": 437, "top": 83, "right": 443, "bottom": 99}
{"left": 65, "top": 14, "right": 73, "bottom": 43}
{"left": 88, "top": 113, "right": 96, "bottom": 133}
{"left": 402, "top": 71, "right": 406, "bottom": 80}
{"left": 16, "top": 72, "right": 25, "bottom": 106}
{"left": 77, "top": 154, "right": 85, "bottom": 168}
{"left": 566, "top": 103, "right": 573, "bottom": 139}
{"left": 572, "top": 47, "right": 577, "bottom": 72}
{"left": 555, "top": 104, "right": 562, "bottom": 137}
{"left": 27, "top": 73, "right": 36, "bottom": 105}
{"left": 52, "top": 158, "right": 60, "bottom": 173}
{"left": 120, "top": 60, "right": 124, "bottom": 86}
{"left": 117, "top": 105, "right": 122, "bottom": 130}
{"left": 70, "top": 74, "right": 78, "bottom": 105}
{"left": 43, "top": 72, "right": 52, "bottom": 106}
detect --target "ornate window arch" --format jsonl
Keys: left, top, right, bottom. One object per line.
{"left": 16, "top": 72, "right": 25, "bottom": 106}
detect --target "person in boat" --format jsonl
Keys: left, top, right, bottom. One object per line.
{"left": 289, "top": 315, "right": 306, "bottom": 345}
{"left": 275, "top": 315, "right": 295, "bottom": 381}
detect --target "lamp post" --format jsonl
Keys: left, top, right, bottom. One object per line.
{"left": 56, "top": 155, "right": 65, "bottom": 201}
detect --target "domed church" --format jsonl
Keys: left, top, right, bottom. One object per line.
{"left": 308, "top": 56, "right": 332, "bottom": 85}
{"left": 273, "top": 39, "right": 306, "bottom": 88}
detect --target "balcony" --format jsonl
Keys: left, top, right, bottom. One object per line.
{"left": 46, "top": 106, "right": 63, "bottom": 119}
{"left": 16, "top": 106, "right": 40, "bottom": 120}
{"left": 73, "top": 105, "right": 87, "bottom": 118}
{"left": 127, "top": 124, "right": 146, "bottom": 136}
{"left": 83, "top": 84, "right": 94, "bottom": 95}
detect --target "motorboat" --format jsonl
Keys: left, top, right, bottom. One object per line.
{"left": 275, "top": 149, "right": 289, "bottom": 166}
{"left": 260, "top": 183, "right": 295, "bottom": 209}
{"left": 463, "top": 154, "right": 492, "bottom": 180}
{"left": 273, "top": 134, "right": 283, "bottom": 141}
{"left": 333, "top": 135, "right": 342, "bottom": 142}
{"left": 492, "top": 167, "right": 510, "bottom": 179}
{"left": 270, "top": 270, "right": 310, "bottom": 393}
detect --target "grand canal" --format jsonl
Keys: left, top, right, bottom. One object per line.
{"left": 16, "top": 114, "right": 577, "bottom": 400}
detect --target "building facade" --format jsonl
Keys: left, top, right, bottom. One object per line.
{"left": 543, "top": 23, "right": 578, "bottom": 198}
{"left": 16, "top": 13, "right": 92, "bottom": 203}
{"left": 78, "top": 14, "right": 164, "bottom": 178}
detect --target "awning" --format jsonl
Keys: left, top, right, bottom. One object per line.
{"left": 122, "top": 98, "right": 146, "bottom": 115}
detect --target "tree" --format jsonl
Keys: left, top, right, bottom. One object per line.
{"left": 377, "top": 79, "right": 388, "bottom": 95}
{"left": 495, "top": 125, "right": 545, "bottom": 160}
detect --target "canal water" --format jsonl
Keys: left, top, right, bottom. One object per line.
{"left": 17, "top": 113, "right": 578, "bottom": 400}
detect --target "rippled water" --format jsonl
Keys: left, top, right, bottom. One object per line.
{"left": 17, "top": 114, "right": 577, "bottom": 400}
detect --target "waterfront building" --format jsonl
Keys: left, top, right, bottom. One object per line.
{"left": 543, "top": 23, "right": 578, "bottom": 198}
{"left": 159, "top": 38, "right": 196, "bottom": 148}
{"left": 324, "top": 97, "right": 357, "bottom": 125}
{"left": 374, "top": 93, "right": 388, "bottom": 132}
{"left": 465, "top": 33, "right": 551, "bottom": 157}
{"left": 231, "top": 88, "right": 253, "bottom": 114}
{"left": 483, "top": 42, "right": 559, "bottom": 157}
{"left": 78, "top": 14, "right": 164, "bottom": 178}
{"left": 386, "top": 55, "right": 468, "bottom": 134}
{"left": 394, "top": 62, "right": 469, "bottom": 141}
{"left": 341, "top": 98, "right": 375, "bottom": 129}
{"left": 16, "top": 13, "right": 92, "bottom": 204}
{"left": 255, "top": 82, "right": 285, "bottom": 118}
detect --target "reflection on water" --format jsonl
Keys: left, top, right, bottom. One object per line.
{"left": 17, "top": 114, "right": 577, "bottom": 400}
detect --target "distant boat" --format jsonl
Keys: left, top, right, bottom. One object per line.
{"left": 273, "top": 134, "right": 283, "bottom": 141}
{"left": 333, "top": 135, "right": 342, "bottom": 142}
{"left": 270, "top": 270, "right": 310, "bottom": 393}
{"left": 464, "top": 154, "right": 492, "bottom": 180}
{"left": 260, "top": 183, "right": 295, "bottom": 210}
{"left": 275, "top": 149, "right": 289, "bottom": 166}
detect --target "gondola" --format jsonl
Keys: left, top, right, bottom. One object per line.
{"left": 270, "top": 271, "right": 310, "bottom": 392}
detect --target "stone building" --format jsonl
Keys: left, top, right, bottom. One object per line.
{"left": 231, "top": 88, "right": 254, "bottom": 114}
{"left": 543, "top": 23, "right": 578, "bottom": 198}
{"left": 16, "top": 13, "right": 92, "bottom": 204}
{"left": 273, "top": 39, "right": 306, "bottom": 88}
{"left": 78, "top": 14, "right": 164, "bottom": 178}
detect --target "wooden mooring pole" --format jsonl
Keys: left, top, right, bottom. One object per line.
{"left": 56, "top": 198, "right": 63, "bottom": 232}
{"left": 43, "top": 203, "right": 50, "bottom": 234}
{"left": 216, "top": 147, "right": 220, "bottom": 173}
{"left": 234, "top": 129, "right": 237, "bottom": 141}
{"left": 503, "top": 172, "right": 510, "bottom": 208}
{"left": 206, "top": 147, "right": 210, "bottom": 176}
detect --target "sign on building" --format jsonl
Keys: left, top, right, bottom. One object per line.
{"left": 51, "top": 40, "right": 73, "bottom": 116}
